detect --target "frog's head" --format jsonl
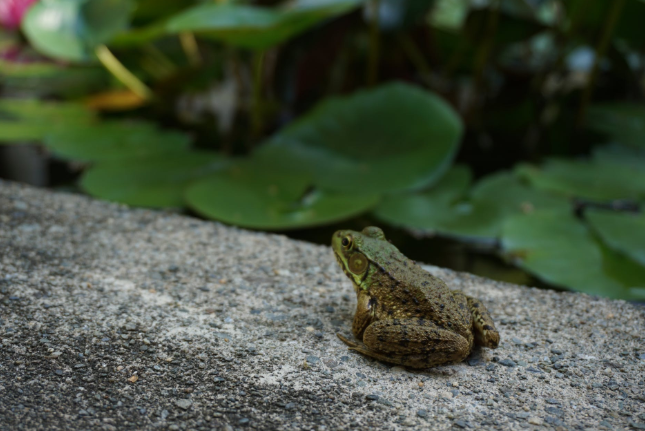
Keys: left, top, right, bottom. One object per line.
{"left": 332, "top": 226, "right": 388, "bottom": 291}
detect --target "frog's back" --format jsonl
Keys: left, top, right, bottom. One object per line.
{"left": 364, "top": 243, "right": 472, "bottom": 336}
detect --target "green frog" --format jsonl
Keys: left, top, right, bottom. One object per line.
{"left": 332, "top": 226, "right": 500, "bottom": 368}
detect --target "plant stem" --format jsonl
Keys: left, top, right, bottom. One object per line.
{"left": 397, "top": 33, "right": 432, "bottom": 87}
{"left": 95, "top": 45, "right": 153, "bottom": 100}
{"left": 367, "top": 0, "right": 380, "bottom": 86}
{"left": 179, "top": 32, "right": 202, "bottom": 67}
{"left": 142, "top": 44, "right": 176, "bottom": 78}
{"left": 576, "top": 0, "right": 625, "bottom": 127}
{"left": 472, "top": 0, "right": 499, "bottom": 92}
{"left": 251, "top": 50, "right": 266, "bottom": 142}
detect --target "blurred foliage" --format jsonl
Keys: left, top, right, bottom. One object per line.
{"left": 1, "top": 0, "right": 645, "bottom": 298}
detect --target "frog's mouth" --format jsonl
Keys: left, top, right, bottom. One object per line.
{"left": 333, "top": 252, "right": 352, "bottom": 278}
{"left": 334, "top": 251, "right": 363, "bottom": 291}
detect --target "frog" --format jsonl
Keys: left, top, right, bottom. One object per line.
{"left": 332, "top": 226, "right": 500, "bottom": 368}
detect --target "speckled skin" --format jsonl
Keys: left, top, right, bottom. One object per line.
{"left": 333, "top": 226, "right": 500, "bottom": 368}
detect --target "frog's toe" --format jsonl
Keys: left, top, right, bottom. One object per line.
{"left": 336, "top": 333, "right": 360, "bottom": 348}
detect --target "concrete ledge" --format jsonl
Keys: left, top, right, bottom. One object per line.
{"left": 1, "top": 180, "right": 644, "bottom": 430}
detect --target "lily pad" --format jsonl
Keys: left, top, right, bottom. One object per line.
{"left": 374, "top": 170, "right": 569, "bottom": 241}
{"left": 0, "top": 99, "right": 95, "bottom": 143}
{"left": 587, "top": 209, "right": 645, "bottom": 267}
{"left": 45, "top": 121, "right": 191, "bottom": 162}
{"left": 517, "top": 159, "right": 645, "bottom": 202}
{"left": 592, "top": 143, "right": 645, "bottom": 169}
{"left": 501, "top": 211, "right": 642, "bottom": 299}
{"left": 373, "top": 166, "right": 482, "bottom": 237}
{"left": 81, "top": 151, "right": 228, "bottom": 208}
{"left": 185, "top": 162, "right": 379, "bottom": 230}
{"left": 22, "top": 0, "right": 134, "bottom": 62}
{"left": 587, "top": 103, "right": 645, "bottom": 149}
{"left": 600, "top": 243, "right": 645, "bottom": 294}
{"left": 470, "top": 171, "right": 571, "bottom": 213}
{"left": 2, "top": 60, "right": 107, "bottom": 98}
{"left": 165, "top": 0, "right": 362, "bottom": 50}
{"left": 255, "top": 83, "right": 462, "bottom": 194}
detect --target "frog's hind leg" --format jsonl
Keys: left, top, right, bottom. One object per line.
{"left": 338, "top": 319, "right": 471, "bottom": 369}
{"left": 465, "top": 295, "right": 500, "bottom": 349}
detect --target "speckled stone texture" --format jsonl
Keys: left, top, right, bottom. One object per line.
{"left": 1, "top": 180, "right": 644, "bottom": 431}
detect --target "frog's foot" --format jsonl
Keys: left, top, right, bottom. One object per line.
{"left": 336, "top": 333, "right": 361, "bottom": 349}
{"left": 465, "top": 295, "right": 500, "bottom": 349}
{"left": 336, "top": 342, "right": 457, "bottom": 369}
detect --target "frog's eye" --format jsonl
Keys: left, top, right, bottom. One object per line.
{"left": 341, "top": 236, "right": 352, "bottom": 249}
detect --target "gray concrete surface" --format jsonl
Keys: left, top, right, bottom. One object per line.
{"left": 1, "top": 180, "right": 644, "bottom": 431}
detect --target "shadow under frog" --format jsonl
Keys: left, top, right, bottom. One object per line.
{"left": 332, "top": 226, "right": 500, "bottom": 369}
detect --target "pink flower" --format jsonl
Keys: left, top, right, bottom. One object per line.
{"left": 0, "top": 0, "right": 38, "bottom": 30}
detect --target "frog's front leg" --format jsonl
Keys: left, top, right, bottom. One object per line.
{"left": 465, "top": 295, "right": 500, "bottom": 348}
{"left": 338, "top": 319, "right": 471, "bottom": 368}
{"left": 351, "top": 291, "right": 375, "bottom": 339}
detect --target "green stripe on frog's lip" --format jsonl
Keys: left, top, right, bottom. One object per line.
{"left": 334, "top": 251, "right": 368, "bottom": 290}
{"left": 334, "top": 251, "right": 350, "bottom": 277}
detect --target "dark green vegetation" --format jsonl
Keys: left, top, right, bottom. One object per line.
{"left": 1, "top": 0, "right": 644, "bottom": 298}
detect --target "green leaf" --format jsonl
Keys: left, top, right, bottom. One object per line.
{"left": 587, "top": 210, "right": 645, "bottom": 267}
{"left": 165, "top": 0, "right": 362, "bottom": 50}
{"left": 0, "top": 60, "right": 107, "bottom": 98}
{"left": 517, "top": 158, "right": 645, "bottom": 201}
{"left": 587, "top": 103, "right": 645, "bottom": 150}
{"left": 185, "top": 161, "right": 379, "bottom": 230}
{"left": 374, "top": 170, "right": 569, "bottom": 241}
{"left": 600, "top": 243, "right": 645, "bottom": 295}
{"left": 429, "top": 0, "right": 470, "bottom": 31}
{"left": 0, "top": 99, "right": 95, "bottom": 143}
{"left": 592, "top": 143, "right": 645, "bottom": 169}
{"left": 22, "top": 0, "right": 134, "bottom": 62}
{"left": 501, "top": 211, "right": 639, "bottom": 299}
{"left": 255, "top": 83, "right": 462, "bottom": 194}
{"left": 45, "top": 121, "right": 190, "bottom": 162}
{"left": 374, "top": 165, "right": 482, "bottom": 236}
{"left": 81, "top": 151, "right": 228, "bottom": 208}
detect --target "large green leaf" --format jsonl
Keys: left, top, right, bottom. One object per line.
{"left": 373, "top": 166, "right": 482, "bottom": 237}
{"left": 81, "top": 152, "right": 228, "bottom": 208}
{"left": 587, "top": 103, "right": 645, "bottom": 150}
{"left": 501, "top": 211, "right": 643, "bottom": 299}
{"left": 0, "top": 99, "right": 95, "bottom": 143}
{"left": 185, "top": 162, "right": 380, "bottom": 230}
{"left": 592, "top": 143, "right": 645, "bottom": 169}
{"left": 600, "top": 243, "right": 645, "bottom": 295}
{"left": 165, "top": 0, "right": 362, "bottom": 50}
{"left": 1, "top": 60, "right": 107, "bottom": 97}
{"left": 255, "top": 83, "right": 463, "bottom": 194}
{"left": 22, "top": 0, "right": 134, "bottom": 62}
{"left": 517, "top": 158, "right": 645, "bottom": 201}
{"left": 375, "top": 170, "right": 569, "bottom": 241}
{"left": 587, "top": 210, "right": 645, "bottom": 267}
{"left": 470, "top": 171, "right": 570, "bottom": 211}
{"left": 45, "top": 121, "right": 190, "bottom": 162}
